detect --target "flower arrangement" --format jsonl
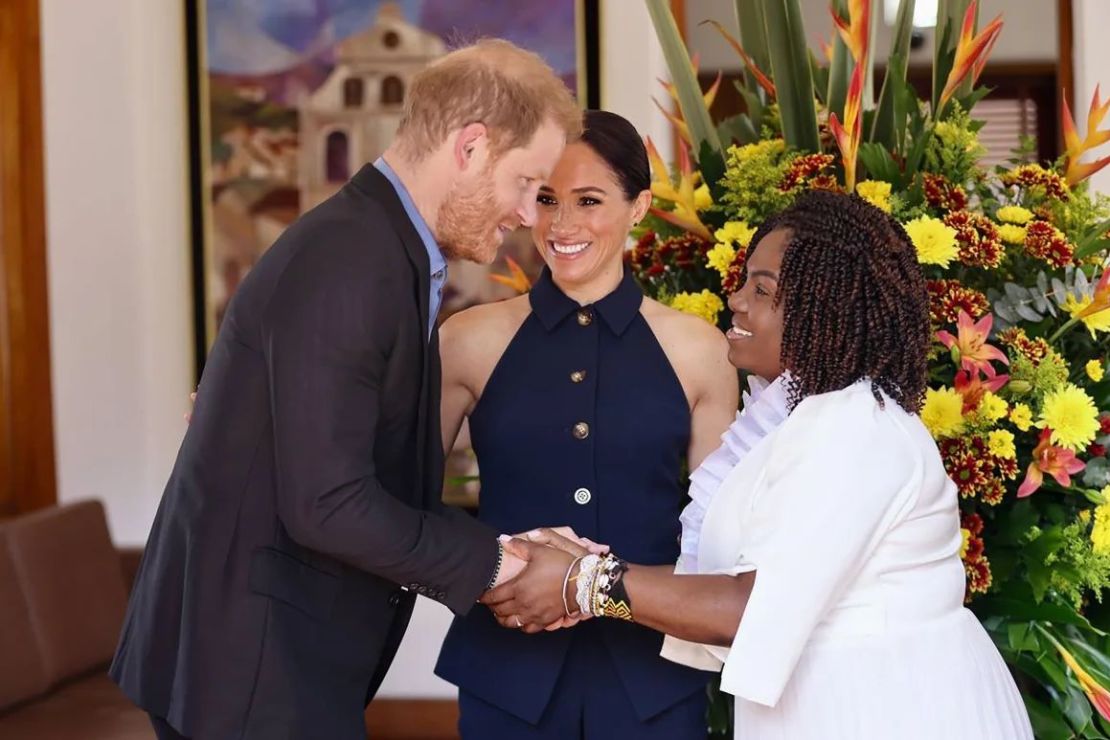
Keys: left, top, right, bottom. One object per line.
{"left": 640, "top": 0, "right": 1110, "bottom": 735}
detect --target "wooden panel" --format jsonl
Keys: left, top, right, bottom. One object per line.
{"left": 0, "top": 0, "right": 56, "bottom": 517}
{"left": 365, "top": 699, "right": 460, "bottom": 740}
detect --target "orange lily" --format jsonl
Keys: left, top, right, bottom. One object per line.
{"left": 938, "top": 1, "right": 1004, "bottom": 111}
{"left": 1043, "top": 631, "right": 1110, "bottom": 721}
{"left": 1018, "top": 428, "right": 1086, "bottom": 497}
{"left": 653, "top": 53, "right": 723, "bottom": 146}
{"left": 1075, "top": 269, "right": 1110, "bottom": 320}
{"left": 828, "top": 62, "right": 864, "bottom": 190}
{"left": 704, "top": 21, "right": 777, "bottom": 99}
{"left": 831, "top": 0, "right": 871, "bottom": 67}
{"left": 1063, "top": 86, "right": 1110, "bottom": 185}
{"left": 489, "top": 256, "right": 531, "bottom": 294}
{"left": 953, "top": 370, "right": 1009, "bottom": 414}
{"left": 645, "top": 136, "right": 712, "bottom": 240}
{"left": 936, "top": 310, "right": 1009, "bottom": 378}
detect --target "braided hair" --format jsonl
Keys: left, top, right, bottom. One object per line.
{"left": 742, "top": 189, "right": 930, "bottom": 414}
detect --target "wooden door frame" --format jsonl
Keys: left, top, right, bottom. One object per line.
{"left": 0, "top": 0, "right": 57, "bottom": 516}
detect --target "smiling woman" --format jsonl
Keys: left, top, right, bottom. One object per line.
{"left": 433, "top": 109, "right": 740, "bottom": 739}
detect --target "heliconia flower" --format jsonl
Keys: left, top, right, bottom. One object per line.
{"left": 1062, "top": 85, "right": 1110, "bottom": 186}
{"left": 828, "top": 62, "right": 864, "bottom": 191}
{"left": 489, "top": 256, "right": 531, "bottom": 294}
{"left": 938, "top": 1, "right": 1004, "bottom": 111}
{"left": 936, "top": 310, "right": 1010, "bottom": 378}
{"left": 831, "top": 0, "right": 871, "bottom": 67}
{"left": 1043, "top": 631, "right": 1110, "bottom": 721}
{"left": 1018, "top": 428, "right": 1086, "bottom": 497}
{"left": 654, "top": 53, "right": 723, "bottom": 146}
{"left": 645, "top": 137, "right": 713, "bottom": 241}
{"left": 1075, "top": 270, "right": 1110, "bottom": 322}
{"left": 705, "top": 21, "right": 777, "bottom": 99}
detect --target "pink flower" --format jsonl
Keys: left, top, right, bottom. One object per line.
{"left": 1018, "top": 428, "right": 1086, "bottom": 497}
{"left": 936, "top": 311, "right": 1010, "bottom": 378}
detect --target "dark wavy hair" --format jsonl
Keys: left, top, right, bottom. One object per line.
{"left": 580, "top": 110, "right": 650, "bottom": 200}
{"left": 741, "top": 189, "right": 930, "bottom": 414}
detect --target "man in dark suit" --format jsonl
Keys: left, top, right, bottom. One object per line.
{"left": 110, "top": 39, "right": 583, "bottom": 740}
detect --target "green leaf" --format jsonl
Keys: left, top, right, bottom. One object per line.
{"left": 761, "top": 0, "right": 820, "bottom": 153}
{"left": 871, "top": 1, "right": 915, "bottom": 148}
{"left": 809, "top": 50, "right": 829, "bottom": 106}
{"left": 645, "top": 0, "right": 722, "bottom": 157}
{"left": 973, "top": 595, "right": 1103, "bottom": 633}
{"left": 931, "top": 5, "right": 957, "bottom": 113}
{"left": 716, "top": 114, "right": 752, "bottom": 148}
{"left": 733, "top": 0, "right": 772, "bottom": 105}
{"left": 1025, "top": 694, "right": 1081, "bottom": 740}
{"left": 734, "top": 80, "right": 765, "bottom": 129}
{"left": 826, "top": 0, "right": 851, "bottom": 123}
{"left": 859, "top": 142, "right": 900, "bottom": 183}
{"left": 698, "top": 142, "right": 728, "bottom": 205}
{"left": 1077, "top": 237, "right": 1110, "bottom": 260}
{"left": 1008, "top": 621, "right": 1043, "bottom": 653}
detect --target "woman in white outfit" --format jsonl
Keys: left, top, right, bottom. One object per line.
{"left": 485, "top": 189, "right": 1033, "bottom": 739}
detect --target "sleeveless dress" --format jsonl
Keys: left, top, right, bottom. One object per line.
{"left": 435, "top": 268, "right": 713, "bottom": 736}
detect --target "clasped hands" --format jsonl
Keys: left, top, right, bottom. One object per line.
{"left": 480, "top": 527, "right": 608, "bottom": 634}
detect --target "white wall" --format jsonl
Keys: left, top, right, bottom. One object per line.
{"left": 1072, "top": 0, "right": 1110, "bottom": 195}
{"left": 40, "top": 0, "right": 193, "bottom": 548}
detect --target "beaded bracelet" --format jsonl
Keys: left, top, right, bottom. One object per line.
{"left": 575, "top": 554, "right": 601, "bottom": 615}
{"left": 589, "top": 554, "right": 633, "bottom": 621}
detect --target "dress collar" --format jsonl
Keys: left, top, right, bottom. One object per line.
{"left": 528, "top": 267, "right": 643, "bottom": 336}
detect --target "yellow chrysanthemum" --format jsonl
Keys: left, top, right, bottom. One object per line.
{"left": 714, "top": 221, "right": 757, "bottom": 249}
{"left": 979, "top": 392, "right": 1009, "bottom": 423}
{"left": 670, "top": 290, "right": 725, "bottom": 325}
{"left": 1009, "top": 403, "right": 1034, "bottom": 432}
{"left": 1092, "top": 500, "right": 1110, "bottom": 554}
{"left": 921, "top": 387, "right": 966, "bottom": 439}
{"left": 1088, "top": 359, "right": 1106, "bottom": 383}
{"left": 1064, "top": 293, "right": 1110, "bottom": 337}
{"left": 987, "top": 429, "right": 1017, "bottom": 460}
{"left": 856, "top": 180, "right": 892, "bottom": 213}
{"left": 694, "top": 184, "right": 713, "bottom": 212}
{"left": 1038, "top": 383, "right": 1101, "bottom": 451}
{"left": 996, "top": 205, "right": 1034, "bottom": 225}
{"left": 997, "top": 223, "right": 1027, "bottom": 246}
{"left": 903, "top": 216, "right": 960, "bottom": 268}
{"left": 959, "top": 528, "right": 971, "bottom": 558}
{"left": 706, "top": 243, "right": 737, "bottom": 280}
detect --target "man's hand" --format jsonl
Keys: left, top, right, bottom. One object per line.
{"left": 479, "top": 539, "right": 576, "bottom": 633}
{"left": 490, "top": 537, "right": 527, "bottom": 588}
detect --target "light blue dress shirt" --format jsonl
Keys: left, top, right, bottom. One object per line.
{"left": 373, "top": 158, "right": 447, "bottom": 338}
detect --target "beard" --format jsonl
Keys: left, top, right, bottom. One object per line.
{"left": 436, "top": 168, "right": 513, "bottom": 264}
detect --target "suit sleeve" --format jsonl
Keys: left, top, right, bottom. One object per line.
{"left": 261, "top": 239, "right": 498, "bottom": 615}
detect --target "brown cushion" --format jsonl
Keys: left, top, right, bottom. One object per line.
{"left": 6, "top": 501, "right": 127, "bottom": 684}
{"left": 0, "top": 527, "right": 50, "bottom": 711}
{"left": 0, "top": 672, "right": 154, "bottom": 739}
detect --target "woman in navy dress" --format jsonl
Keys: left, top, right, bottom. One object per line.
{"left": 434, "top": 111, "right": 739, "bottom": 738}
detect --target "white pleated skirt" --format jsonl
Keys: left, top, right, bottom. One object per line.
{"left": 734, "top": 608, "right": 1033, "bottom": 739}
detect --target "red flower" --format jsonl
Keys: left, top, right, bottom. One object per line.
{"left": 1089, "top": 444, "right": 1108, "bottom": 458}
{"left": 1002, "top": 165, "right": 1070, "bottom": 201}
{"left": 954, "top": 370, "right": 1009, "bottom": 414}
{"left": 998, "top": 327, "right": 1050, "bottom": 367}
{"left": 1101, "top": 415, "right": 1110, "bottom": 435}
{"left": 1018, "top": 428, "right": 1087, "bottom": 497}
{"left": 944, "top": 210, "right": 1004, "bottom": 268}
{"left": 924, "top": 174, "right": 969, "bottom": 212}
{"left": 927, "top": 280, "right": 991, "bottom": 325}
{"left": 1023, "top": 220, "right": 1075, "bottom": 268}
{"left": 779, "top": 153, "right": 836, "bottom": 192}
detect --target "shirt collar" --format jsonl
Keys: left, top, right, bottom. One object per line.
{"left": 529, "top": 267, "right": 643, "bottom": 336}
{"left": 373, "top": 157, "right": 446, "bottom": 276}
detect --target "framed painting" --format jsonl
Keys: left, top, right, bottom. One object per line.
{"left": 185, "top": 0, "right": 600, "bottom": 376}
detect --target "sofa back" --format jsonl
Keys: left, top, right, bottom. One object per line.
{"left": 0, "top": 501, "right": 127, "bottom": 711}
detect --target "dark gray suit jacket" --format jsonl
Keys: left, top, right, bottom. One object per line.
{"left": 110, "top": 164, "right": 498, "bottom": 740}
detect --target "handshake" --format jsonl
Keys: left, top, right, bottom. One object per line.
{"left": 481, "top": 527, "right": 610, "bottom": 633}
